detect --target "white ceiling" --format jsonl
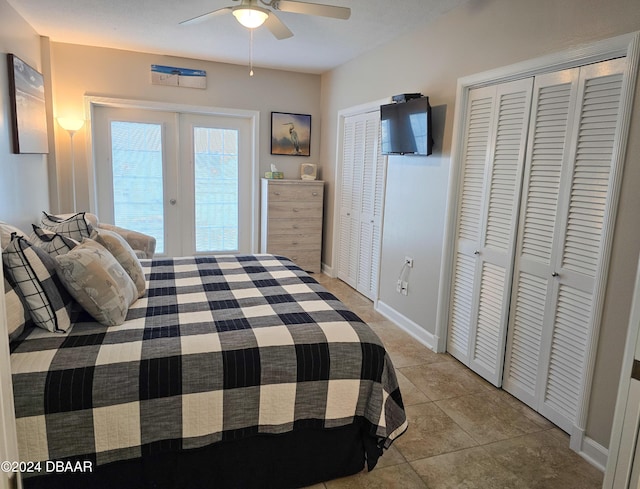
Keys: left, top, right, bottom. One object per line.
{"left": 8, "top": 0, "right": 467, "bottom": 74}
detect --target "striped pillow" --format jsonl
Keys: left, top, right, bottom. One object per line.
{"left": 2, "top": 235, "right": 74, "bottom": 333}
{"left": 41, "top": 211, "right": 93, "bottom": 242}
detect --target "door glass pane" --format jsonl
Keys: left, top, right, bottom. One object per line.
{"left": 111, "top": 121, "right": 165, "bottom": 253}
{"left": 194, "top": 127, "right": 239, "bottom": 252}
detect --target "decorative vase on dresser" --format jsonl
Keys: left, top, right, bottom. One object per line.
{"left": 260, "top": 178, "right": 324, "bottom": 273}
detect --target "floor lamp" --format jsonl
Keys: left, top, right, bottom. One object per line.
{"left": 57, "top": 118, "right": 85, "bottom": 212}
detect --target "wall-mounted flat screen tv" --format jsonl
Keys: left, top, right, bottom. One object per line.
{"left": 380, "top": 97, "right": 433, "bottom": 156}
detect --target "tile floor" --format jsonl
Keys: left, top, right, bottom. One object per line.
{"left": 309, "top": 274, "right": 604, "bottom": 489}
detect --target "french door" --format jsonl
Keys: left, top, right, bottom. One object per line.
{"left": 93, "top": 107, "right": 254, "bottom": 256}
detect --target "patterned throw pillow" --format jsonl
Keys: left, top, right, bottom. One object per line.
{"left": 41, "top": 211, "right": 93, "bottom": 242}
{"left": 3, "top": 270, "right": 33, "bottom": 342}
{"left": 55, "top": 239, "right": 138, "bottom": 326}
{"left": 90, "top": 228, "right": 147, "bottom": 298}
{"left": 2, "top": 234, "right": 74, "bottom": 333}
{"left": 31, "top": 225, "right": 79, "bottom": 257}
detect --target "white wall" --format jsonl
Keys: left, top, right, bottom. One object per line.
{"left": 0, "top": 1, "right": 43, "bottom": 484}
{"left": 49, "top": 42, "right": 322, "bottom": 214}
{"left": 319, "top": 0, "right": 640, "bottom": 449}
{"left": 0, "top": 0, "right": 50, "bottom": 230}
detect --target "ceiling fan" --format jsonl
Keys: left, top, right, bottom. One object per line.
{"left": 180, "top": 0, "right": 351, "bottom": 40}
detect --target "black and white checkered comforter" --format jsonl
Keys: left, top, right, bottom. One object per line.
{"left": 10, "top": 254, "right": 407, "bottom": 470}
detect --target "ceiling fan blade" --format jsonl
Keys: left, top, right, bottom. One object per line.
{"left": 274, "top": 0, "right": 351, "bottom": 20}
{"left": 264, "top": 13, "right": 294, "bottom": 40}
{"left": 180, "top": 7, "right": 233, "bottom": 25}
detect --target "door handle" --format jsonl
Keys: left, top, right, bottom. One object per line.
{"left": 473, "top": 250, "right": 480, "bottom": 255}
{"left": 169, "top": 199, "right": 177, "bottom": 205}
{"left": 551, "top": 272, "right": 559, "bottom": 277}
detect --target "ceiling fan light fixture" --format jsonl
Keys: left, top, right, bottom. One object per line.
{"left": 232, "top": 7, "right": 269, "bottom": 29}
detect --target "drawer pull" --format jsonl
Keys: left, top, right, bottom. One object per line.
{"left": 293, "top": 208, "right": 299, "bottom": 212}
{"left": 292, "top": 241, "right": 299, "bottom": 245}
{"left": 274, "top": 192, "right": 281, "bottom": 195}
{"left": 312, "top": 192, "right": 318, "bottom": 196}
{"left": 292, "top": 224, "right": 299, "bottom": 229}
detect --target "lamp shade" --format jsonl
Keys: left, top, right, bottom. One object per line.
{"left": 57, "top": 118, "right": 85, "bottom": 133}
{"left": 232, "top": 7, "right": 269, "bottom": 28}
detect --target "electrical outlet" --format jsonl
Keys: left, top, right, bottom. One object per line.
{"left": 401, "top": 281, "right": 408, "bottom": 295}
{"left": 404, "top": 256, "right": 413, "bottom": 268}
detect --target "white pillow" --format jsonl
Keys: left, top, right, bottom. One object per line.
{"left": 0, "top": 221, "right": 28, "bottom": 250}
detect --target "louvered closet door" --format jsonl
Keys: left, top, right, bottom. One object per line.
{"left": 502, "top": 68, "right": 580, "bottom": 408}
{"left": 338, "top": 110, "right": 386, "bottom": 300}
{"left": 448, "top": 78, "right": 533, "bottom": 386}
{"left": 357, "top": 115, "right": 385, "bottom": 299}
{"left": 503, "top": 58, "right": 627, "bottom": 433}
{"left": 338, "top": 115, "right": 363, "bottom": 288}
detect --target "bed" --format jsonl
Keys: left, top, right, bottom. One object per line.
{"left": 8, "top": 253, "right": 407, "bottom": 488}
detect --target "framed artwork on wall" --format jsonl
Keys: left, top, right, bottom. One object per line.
{"left": 271, "top": 112, "right": 311, "bottom": 156}
{"left": 7, "top": 53, "right": 49, "bottom": 154}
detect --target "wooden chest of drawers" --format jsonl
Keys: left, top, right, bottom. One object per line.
{"left": 260, "top": 179, "right": 324, "bottom": 273}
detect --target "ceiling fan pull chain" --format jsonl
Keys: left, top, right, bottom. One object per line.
{"left": 249, "top": 28, "right": 255, "bottom": 76}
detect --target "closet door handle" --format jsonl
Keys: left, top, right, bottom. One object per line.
{"left": 473, "top": 250, "right": 480, "bottom": 255}
{"left": 551, "top": 272, "right": 559, "bottom": 277}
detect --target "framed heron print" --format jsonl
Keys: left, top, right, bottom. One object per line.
{"left": 271, "top": 112, "right": 311, "bottom": 156}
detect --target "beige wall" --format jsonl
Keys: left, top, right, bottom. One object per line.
{"left": 319, "top": 0, "right": 640, "bottom": 449}
{"left": 0, "top": 0, "right": 49, "bottom": 231}
{"left": 49, "top": 42, "right": 321, "bottom": 214}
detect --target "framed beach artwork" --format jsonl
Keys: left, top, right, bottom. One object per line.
{"left": 151, "top": 65, "right": 207, "bottom": 89}
{"left": 7, "top": 54, "right": 49, "bottom": 154}
{"left": 271, "top": 112, "right": 311, "bottom": 156}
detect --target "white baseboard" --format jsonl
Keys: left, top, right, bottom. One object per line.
{"left": 375, "top": 300, "right": 438, "bottom": 352}
{"left": 579, "top": 435, "right": 608, "bottom": 472}
{"left": 320, "top": 262, "right": 335, "bottom": 277}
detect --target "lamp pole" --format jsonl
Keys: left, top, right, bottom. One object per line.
{"left": 57, "top": 118, "right": 85, "bottom": 213}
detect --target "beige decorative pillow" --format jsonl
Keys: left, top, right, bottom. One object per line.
{"left": 55, "top": 239, "right": 138, "bottom": 326}
{"left": 90, "top": 228, "right": 146, "bottom": 298}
